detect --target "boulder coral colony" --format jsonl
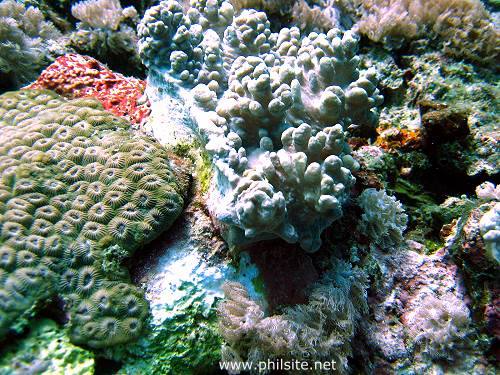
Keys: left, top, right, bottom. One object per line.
{"left": 0, "top": 0, "right": 498, "bottom": 374}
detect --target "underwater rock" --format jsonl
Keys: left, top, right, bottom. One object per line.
{"left": 112, "top": 183, "right": 265, "bottom": 374}
{"left": 442, "top": 188, "right": 500, "bottom": 350}
{"left": 0, "top": 319, "right": 94, "bottom": 374}
{"left": 365, "top": 245, "right": 492, "bottom": 373}
{"left": 0, "top": 89, "right": 186, "bottom": 347}
{"left": 419, "top": 100, "right": 470, "bottom": 144}
{"left": 351, "top": 145, "right": 395, "bottom": 189}
{"left": 365, "top": 50, "right": 499, "bottom": 177}
{"left": 445, "top": 191, "right": 499, "bottom": 268}
{"left": 246, "top": 240, "right": 319, "bottom": 310}
{"left": 116, "top": 210, "right": 230, "bottom": 374}
{"left": 27, "top": 54, "right": 151, "bottom": 126}
{"left": 375, "top": 127, "right": 424, "bottom": 151}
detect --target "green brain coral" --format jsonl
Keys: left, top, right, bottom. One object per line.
{"left": 0, "top": 89, "right": 185, "bottom": 348}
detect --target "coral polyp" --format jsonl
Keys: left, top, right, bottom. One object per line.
{"left": 0, "top": 89, "right": 185, "bottom": 348}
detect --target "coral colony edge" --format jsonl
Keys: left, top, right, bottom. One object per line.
{"left": 0, "top": 0, "right": 498, "bottom": 374}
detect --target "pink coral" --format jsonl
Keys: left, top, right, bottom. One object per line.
{"left": 27, "top": 53, "right": 150, "bottom": 125}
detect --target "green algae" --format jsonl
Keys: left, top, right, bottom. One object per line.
{"left": 171, "top": 140, "right": 213, "bottom": 195}
{"left": 251, "top": 273, "right": 267, "bottom": 299}
{"left": 114, "top": 282, "right": 222, "bottom": 375}
{"left": 0, "top": 319, "right": 94, "bottom": 375}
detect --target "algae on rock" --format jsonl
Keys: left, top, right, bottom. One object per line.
{"left": 0, "top": 318, "right": 94, "bottom": 375}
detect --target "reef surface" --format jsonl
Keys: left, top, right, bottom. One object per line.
{"left": 0, "top": 0, "right": 498, "bottom": 374}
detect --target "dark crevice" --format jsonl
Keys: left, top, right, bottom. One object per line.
{"left": 94, "top": 357, "right": 123, "bottom": 375}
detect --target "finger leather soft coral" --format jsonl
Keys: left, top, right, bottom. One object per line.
{"left": 138, "top": 0, "right": 383, "bottom": 251}
{"left": 0, "top": 89, "right": 185, "bottom": 347}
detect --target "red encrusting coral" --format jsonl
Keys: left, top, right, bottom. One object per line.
{"left": 27, "top": 53, "right": 150, "bottom": 126}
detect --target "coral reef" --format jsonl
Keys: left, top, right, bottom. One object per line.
{"left": 0, "top": 0, "right": 65, "bottom": 89}
{"left": 69, "top": 0, "right": 142, "bottom": 76}
{"left": 364, "top": 244, "right": 491, "bottom": 373}
{"left": 0, "top": 319, "right": 94, "bottom": 374}
{"left": 352, "top": 0, "right": 499, "bottom": 65}
{"left": 27, "top": 54, "right": 151, "bottom": 126}
{"left": 0, "top": 0, "right": 497, "bottom": 372}
{"left": 136, "top": 0, "right": 383, "bottom": 251}
{"left": 0, "top": 89, "right": 185, "bottom": 347}
{"left": 357, "top": 188, "right": 408, "bottom": 250}
{"left": 218, "top": 259, "right": 368, "bottom": 373}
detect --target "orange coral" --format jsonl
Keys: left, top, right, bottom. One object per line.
{"left": 375, "top": 127, "right": 424, "bottom": 151}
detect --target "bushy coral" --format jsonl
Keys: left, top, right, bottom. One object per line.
{"left": 0, "top": 0, "right": 64, "bottom": 89}
{"left": 0, "top": 89, "right": 185, "bottom": 347}
{"left": 352, "top": 0, "right": 499, "bottom": 64}
{"left": 217, "top": 281, "right": 296, "bottom": 366}
{"left": 281, "top": 28, "right": 383, "bottom": 133}
{"left": 207, "top": 120, "right": 359, "bottom": 251}
{"left": 204, "top": 27, "right": 380, "bottom": 251}
{"left": 283, "top": 260, "right": 368, "bottom": 372}
{"left": 27, "top": 54, "right": 151, "bottom": 126}
{"left": 404, "top": 293, "right": 472, "bottom": 360}
{"left": 291, "top": 0, "right": 339, "bottom": 32}
{"left": 69, "top": 0, "right": 142, "bottom": 76}
{"left": 357, "top": 188, "right": 407, "bottom": 249}
{"left": 138, "top": 1, "right": 382, "bottom": 251}
{"left": 217, "top": 260, "right": 368, "bottom": 373}
{"left": 71, "top": 0, "right": 137, "bottom": 30}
